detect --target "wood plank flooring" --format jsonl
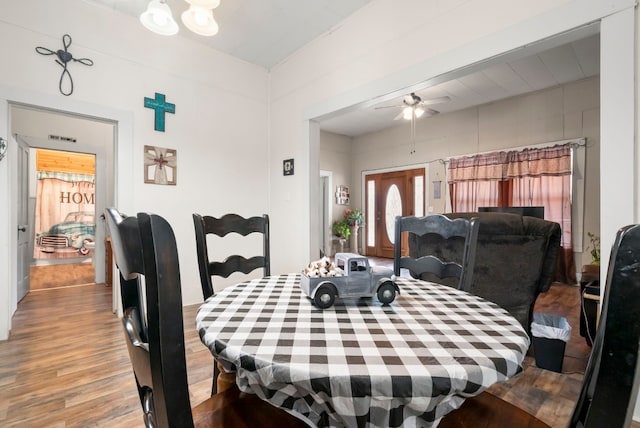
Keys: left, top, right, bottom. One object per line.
{"left": 0, "top": 276, "right": 636, "bottom": 427}
{"left": 30, "top": 263, "right": 96, "bottom": 290}
{"left": 0, "top": 284, "right": 213, "bottom": 427}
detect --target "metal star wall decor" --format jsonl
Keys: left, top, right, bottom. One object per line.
{"left": 36, "top": 34, "right": 94, "bottom": 96}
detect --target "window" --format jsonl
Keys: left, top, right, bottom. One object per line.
{"left": 448, "top": 144, "right": 575, "bottom": 282}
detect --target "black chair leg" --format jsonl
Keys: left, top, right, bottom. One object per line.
{"left": 211, "top": 361, "right": 220, "bottom": 395}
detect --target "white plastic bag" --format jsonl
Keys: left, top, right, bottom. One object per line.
{"left": 531, "top": 312, "right": 572, "bottom": 342}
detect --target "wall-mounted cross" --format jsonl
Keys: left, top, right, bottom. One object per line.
{"left": 144, "top": 92, "right": 175, "bottom": 132}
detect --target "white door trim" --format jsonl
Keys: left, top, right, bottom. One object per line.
{"left": 0, "top": 85, "right": 134, "bottom": 339}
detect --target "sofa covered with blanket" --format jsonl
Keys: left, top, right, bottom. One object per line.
{"left": 408, "top": 212, "right": 561, "bottom": 335}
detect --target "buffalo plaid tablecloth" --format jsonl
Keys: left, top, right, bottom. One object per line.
{"left": 196, "top": 274, "right": 530, "bottom": 428}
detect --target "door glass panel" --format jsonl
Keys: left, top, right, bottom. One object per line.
{"left": 414, "top": 176, "right": 424, "bottom": 217}
{"left": 385, "top": 184, "right": 402, "bottom": 243}
{"left": 367, "top": 180, "right": 375, "bottom": 247}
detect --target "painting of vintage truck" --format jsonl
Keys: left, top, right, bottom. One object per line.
{"left": 36, "top": 211, "right": 96, "bottom": 256}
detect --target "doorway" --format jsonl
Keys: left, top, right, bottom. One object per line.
{"left": 30, "top": 148, "right": 97, "bottom": 290}
{"left": 319, "top": 170, "right": 332, "bottom": 257}
{"left": 11, "top": 105, "right": 115, "bottom": 298}
{"left": 364, "top": 167, "right": 426, "bottom": 258}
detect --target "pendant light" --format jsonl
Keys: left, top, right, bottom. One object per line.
{"left": 140, "top": 0, "right": 179, "bottom": 36}
{"left": 186, "top": 0, "right": 220, "bottom": 8}
{"left": 181, "top": 4, "right": 219, "bottom": 36}
{"left": 140, "top": 0, "right": 222, "bottom": 37}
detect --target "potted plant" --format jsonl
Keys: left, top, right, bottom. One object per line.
{"left": 345, "top": 208, "right": 363, "bottom": 228}
{"left": 344, "top": 209, "right": 363, "bottom": 253}
{"left": 586, "top": 232, "right": 600, "bottom": 265}
{"left": 582, "top": 232, "right": 600, "bottom": 279}
{"left": 332, "top": 209, "right": 364, "bottom": 252}
{"left": 332, "top": 219, "right": 351, "bottom": 240}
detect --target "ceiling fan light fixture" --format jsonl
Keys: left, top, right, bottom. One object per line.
{"left": 414, "top": 107, "right": 425, "bottom": 118}
{"left": 402, "top": 107, "right": 413, "bottom": 121}
{"left": 182, "top": 5, "right": 219, "bottom": 36}
{"left": 140, "top": 0, "right": 179, "bottom": 36}
{"left": 185, "top": 0, "right": 221, "bottom": 9}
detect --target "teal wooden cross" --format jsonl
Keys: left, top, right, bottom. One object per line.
{"left": 144, "top": 92, "right": 175, "bottom": 132}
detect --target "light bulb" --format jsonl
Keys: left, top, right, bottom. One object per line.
{"left": 402, "top": 107, "right": 413, "bottom": 120}
{"left": 194, "top": 8, "right": 209, "bottom": 25}
{"left": 414, "top": 107, "right": 425, "bottom": 118}
{"left": 153, "top": 13, "right": 168, "bottom": 26}
{"left": 181, "top": 5, "right": 219, "bottom": 36}
{"left": 140, "top": 0, "right": 179, "bottom": 36}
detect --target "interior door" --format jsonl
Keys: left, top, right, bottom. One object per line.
{"left": 16, "top": 139, "right": 30, "bottom": 301}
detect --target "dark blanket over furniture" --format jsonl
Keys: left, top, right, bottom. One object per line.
{"left": 408, "top": 212, "right": 561, "bottom": 334}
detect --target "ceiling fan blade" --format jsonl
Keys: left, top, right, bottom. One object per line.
{"left": 393, "top": 111, "right": 404, "bottom": 120}
{"left": 423, "top": 108, "right": 440, "bottom": 117}
{"left": 374, "top": 104, "right": 402, "bottom": 110}
{"left": 419, "top": 96, "right": 451, "bottom": 106}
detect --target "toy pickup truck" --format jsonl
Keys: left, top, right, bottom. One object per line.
{"left": 300, "top": 253, "right": 398, "bottom": 309}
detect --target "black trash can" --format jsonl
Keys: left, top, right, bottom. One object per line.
{"left": 531, "top": 313, "right": 572, "bottom": 373}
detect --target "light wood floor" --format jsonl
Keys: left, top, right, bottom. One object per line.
{"left": 0, "top": 278, "right": 635, "bottom": 427}
{"left": 0, "top": 284, "right": 213, "bottom": 427}
{"left": 30, "top": 262, "right": 96, "bottom": 290}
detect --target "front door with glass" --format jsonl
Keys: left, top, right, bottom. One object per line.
{"left": 365, "top": 168, "right": 425, "bottom": 258}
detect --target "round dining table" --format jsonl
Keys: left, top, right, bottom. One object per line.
{"left": 195, "top": 274, "right": 530, "bottom": 428}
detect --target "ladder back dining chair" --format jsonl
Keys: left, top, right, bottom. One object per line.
{"left": 105, "top": 208, "right": 306, "bottom": 428}
{"left": 440, "top": 223, "right": 640, "bottom": 428}
{"left": 192, "top": 213, "right": 270, "bottom": 300}
{"left": 192, "top": 212, "right": 270, "bottom": 395}
{"left": 394, "top": 214, "right": 479, "bottom": 291}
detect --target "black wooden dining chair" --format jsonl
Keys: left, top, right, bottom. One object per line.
{"left": 193, "top": 213, "right": 270, "bottom": 300}
{"left": 439, "top": 223, "right": 640, "bottom": 428}
{"left": 192, "top": 212, "right": 270, "bottom": 395}
{"left": 394, "top": 214, "right": 479, "bottom": 291}
{"left": 105, "top": 208, "right": 306, "bottom": 428}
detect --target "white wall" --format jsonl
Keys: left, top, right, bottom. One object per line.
{"left": 269, "top": 0, "right": 636, "bottom": 419}
{"left": 267, "top": 0, "right": 634, "bottom": 272}
{"left": 319, "top": 131, "right": 353, "bottom": 224}
{"left": 350, "top": 77, "right": 600, "bottom": 268}
{"left": 0, "top": 0, "right": 271, "bottom": 336}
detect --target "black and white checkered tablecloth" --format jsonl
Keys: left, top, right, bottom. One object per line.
{"left": 196, "top": 274, "right": 530, "bottom": 428}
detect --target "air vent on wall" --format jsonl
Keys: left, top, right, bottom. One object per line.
{"left": 48, "top": 134, "right": 77, "bottom": 143}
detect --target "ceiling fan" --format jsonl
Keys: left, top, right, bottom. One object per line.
{"left": 376, "top": 92, "right": 451, "bottom": 120}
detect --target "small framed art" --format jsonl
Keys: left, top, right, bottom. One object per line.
{"left": 144, "top": 145, "right": 177, "bottom": 185}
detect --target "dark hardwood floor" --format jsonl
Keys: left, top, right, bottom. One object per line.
{"left": 0, "top": 265, "right": 635, "bottom": 427}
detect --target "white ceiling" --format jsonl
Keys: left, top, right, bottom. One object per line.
{"left": 319, "top": 34, "right": 600, "bottom": 137}
{"left": 85, "top": 0, "right": 373, "bottom": 69}
{"left": 84, "top": 0, "right": 600, "bottom": 137}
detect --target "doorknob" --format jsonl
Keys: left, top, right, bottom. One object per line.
{"left": 17, "top": 225, "right": 26, "bottom": 232}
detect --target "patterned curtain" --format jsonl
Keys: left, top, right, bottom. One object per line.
{"left": 447, "top": 151, "right": 509, "bottom": 182}
{"left": 447, "top": 151, "right": 508, "bottom": 212}
{"left": 448, "top": 144, "right": 575, "bottom": 283}
{"left": 507, "top": 145, "right": 575, "bottom": 283}
{"left": 34, "top": 171, "right": 95, "bottom": 259}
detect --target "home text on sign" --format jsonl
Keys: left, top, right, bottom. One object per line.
{"left": 59, "top": 191, "right": 95, "bottom": 204}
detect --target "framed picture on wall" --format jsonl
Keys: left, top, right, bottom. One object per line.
{"left": 144, "top": 145, "right": 177, "bottom": 185}
{"left": 335, "top": 185, "right": 349, "bottom": 205}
